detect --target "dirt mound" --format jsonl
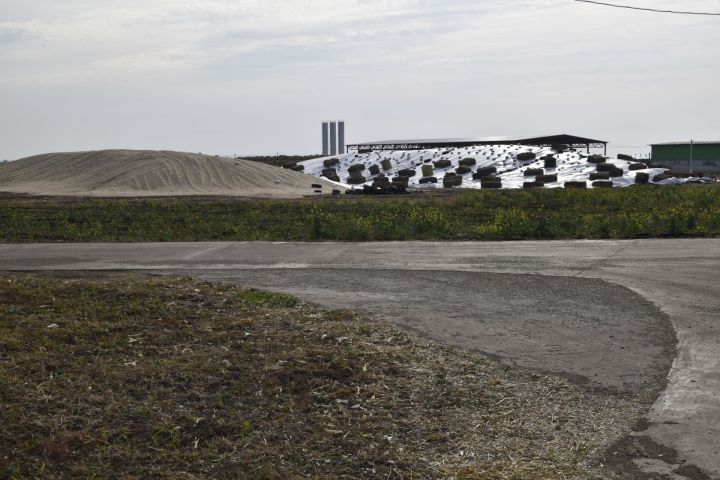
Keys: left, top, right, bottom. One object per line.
{"left": 0, "top": 150, "right": 341, "bottom": 197}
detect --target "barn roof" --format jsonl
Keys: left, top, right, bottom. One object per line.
{"left": 347, "top": 134, "right": 607, "bottom": 150}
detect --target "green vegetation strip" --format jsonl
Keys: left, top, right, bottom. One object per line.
{"left": 2, "top": 185, "right": 719, "bottom": 242}
{"left": 1, "top": 275, "right": 643, "bottom": 479}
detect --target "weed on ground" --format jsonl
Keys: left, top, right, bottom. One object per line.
{"left": 1, "top": 185, "right": 718, "bottom": 242}
{"left": 1, "top": 274, "right": 647, "bottom": 479}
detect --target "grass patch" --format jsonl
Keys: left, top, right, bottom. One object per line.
{"left": 1, "top": 274, "right": 645, "bottom": 479}
{"left": 1, "top": 185, "right": 719, "bottom": 242}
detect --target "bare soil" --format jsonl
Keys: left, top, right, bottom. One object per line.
{"left": 0, "top": 150, "right": 341, "bottom": 198}
{"left": 190, "top": 268, "right": 677, "bottom": 396}
{"left": 0, "top": 273, "right": 654, "bottom": 479}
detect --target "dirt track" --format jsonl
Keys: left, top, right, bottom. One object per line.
{"left": 1, "top": 239, "right": 718, "bottom": 478}
{"left": 199, "top": 268, "right": 675, "bottom": 395}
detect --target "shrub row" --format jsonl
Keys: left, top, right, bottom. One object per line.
{"left": 1, "top": 186, "right": 718, "bottom": 241}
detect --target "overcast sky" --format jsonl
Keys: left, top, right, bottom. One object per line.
{"left": 1, "top": 0, "right": 718, "bottom": 160}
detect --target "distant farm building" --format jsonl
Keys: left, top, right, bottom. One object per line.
{"left": 651, "top": 141, "right": 720, "bottom": 173}
{"left": 347, "top": 134, "right": 608, "bottom": 155}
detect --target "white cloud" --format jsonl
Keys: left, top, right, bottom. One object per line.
{"left": 1, "top": 0, "right": 550, "bottom": 84}
{"left": 0, "top": 0, "right": 718, "bottom": 159}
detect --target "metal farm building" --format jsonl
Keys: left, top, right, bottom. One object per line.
{"left": 347, "top": 134, "right": 608, "bottom": 155}
{"left": 651, "top": 141, "right": 720, "bottom": 173}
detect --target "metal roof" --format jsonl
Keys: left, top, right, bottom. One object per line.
{"left": 348, "top": 134, "right": 607, "bottom": 147}
{"left": 650, "top": 141, "right": 720, "bottom": 146}
{"left": 353, "top": 136, "right": 516, "bottom": 145}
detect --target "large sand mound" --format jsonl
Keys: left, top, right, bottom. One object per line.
{"left": 0, "top": 150, "right": 341, "bottom": 197}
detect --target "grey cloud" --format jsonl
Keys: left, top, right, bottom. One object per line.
{"left": 0, "top": 0, "right": 718, "bottom": 160}
{"left": 0, "top": 26, "right": 40, "bottom": 45}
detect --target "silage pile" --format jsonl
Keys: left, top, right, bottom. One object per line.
{"left": 298, "top": 145, "right": 709, "bottom": 190}
{"left": 0, "top": 150, "right": 340, "bottom": 197}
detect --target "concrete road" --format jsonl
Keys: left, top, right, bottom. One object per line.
{"left": 1, "top": 239, "right": 718, "bottom": 478}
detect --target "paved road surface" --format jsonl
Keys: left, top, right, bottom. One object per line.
{"left": 1, "top": 239, "right": 718, "bottom": 478}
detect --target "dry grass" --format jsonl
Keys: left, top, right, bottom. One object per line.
{"left": 0, "top": 274, "right": 643, "bottom": 479}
